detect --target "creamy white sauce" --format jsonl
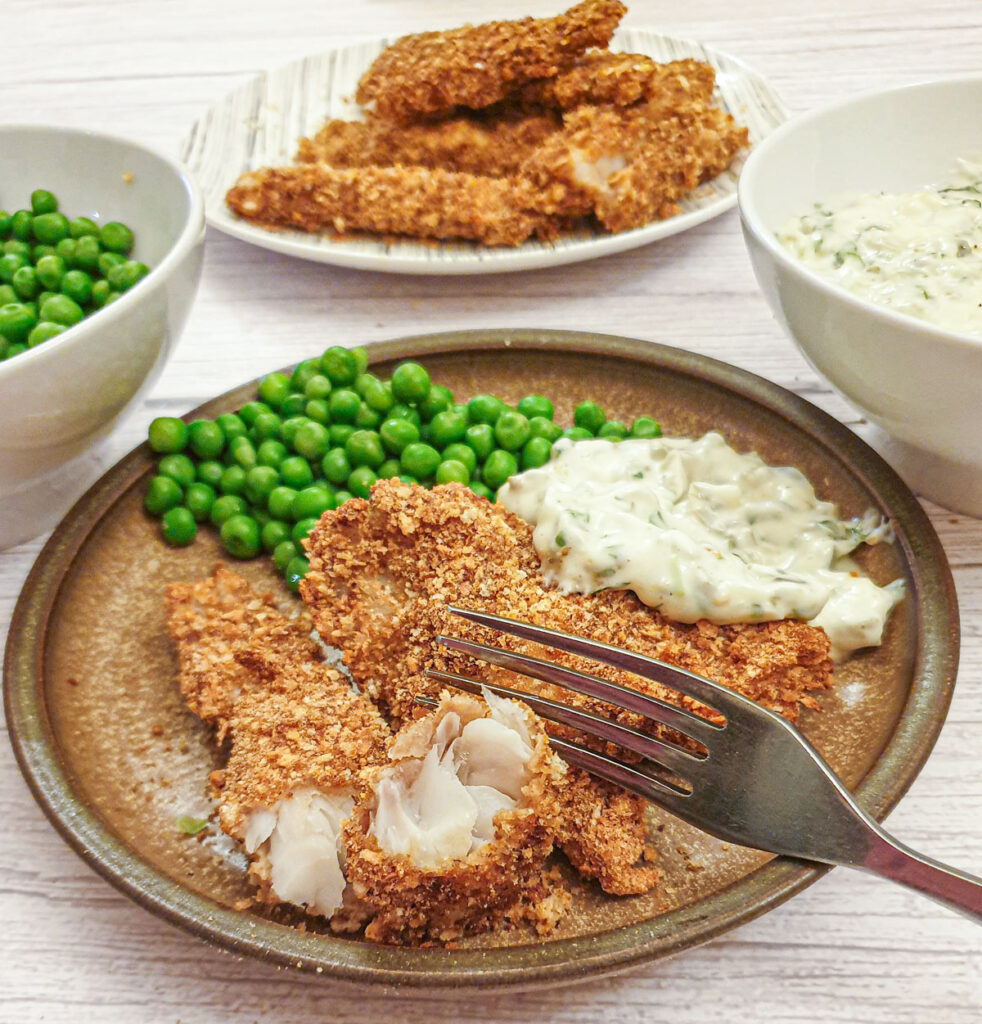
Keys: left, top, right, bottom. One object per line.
{"left": 498, "top": 435, "right": 903, "bottom": 660}
{"left": 778, "top": 158, "right": 982, "bottom": 336}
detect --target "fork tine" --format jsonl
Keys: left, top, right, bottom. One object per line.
{"left": 447, "top": 606, "right": 752, "bottom": 721}
{"left": 436, "top": 632, "right": 722, "bottom": 742}
{"left": 425, "top": 667, "right": 705, "bottom": 776}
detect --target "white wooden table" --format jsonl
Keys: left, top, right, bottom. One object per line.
{"left": 3, "top": 1, "right": 981, "bottom": 1021}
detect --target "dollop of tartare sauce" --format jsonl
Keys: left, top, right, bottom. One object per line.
{"left": 497, "top": 435, "right": 904, "bottom": 660}
{"left": 778, "top": 158, "right": 982, "bottom": 337}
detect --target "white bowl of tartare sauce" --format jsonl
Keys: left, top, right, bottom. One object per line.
{"left": 738, "top": 75, "right": 982, "bottom": 517}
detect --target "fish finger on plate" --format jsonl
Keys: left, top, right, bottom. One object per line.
{"left": 342, "top": 690, "right": 571, "bottom": 943}
{"left": 296, "top": 110, "right": 560, "bottom": 178}
{"left": 355, "top": 0, "right": 627, "bottom": 123}
{"left": 225, "top": 164, "right": 550, "bottom": 246}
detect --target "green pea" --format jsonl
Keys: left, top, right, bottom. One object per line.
{"left": 345, "top": 429, "right": 385, "bottom": 468}
{"left": 293, "top": 420, "right": 330, "bottom": 460}
{"left": 528, "top": 416, "right": 563, "bottom": 443}
{"left": 290, "top": 357, "right": 321, "bottom": 392}
{"left": 261, "top": 519, "right": 292, "bottom": 553}
{"left": 560, "top": 426, "right": 594, "bottom": 442}
{"left": 250, "top": 505, "right": 272, "bottom": 529}
{"left": 303, "top": 373, "right": 333, "bottom": 401}
{"left": 252, "top": 371, "right": 289, "bottom": 410}
{"left": 32, "top": 212, "right": 70, "bottom": 245}
{"left": 228, "top": 435, "right": 257, "bottom": 470}
{"left": 0, "top": 285, "right": 15, "bottom": 305}
{"left": 429, "top": 408, "right": 468, "bottom": 447}
{"left": 0, "top": 211, "right": 10, "bottom": 235}
{"left": 39, "top": 293, "right": 84, "bottom": 326}
{"left": 328, "top": 423, "right": 356, "bottom": 448}
{"left": 0, "top": 253, "right": 27, "bottom": 283}
{"left": 279, "top": 416, "right": 308, "bottom": 449}
{"left": 467, "top": 394, "right": 505, "bottom": 425}
{"left": 468, "top": 482, "right": 494, "bottom": 501}
{"left": 244, "top": 465, "right": 280, "bottom": 506}
{"left": 361, "top": 376, "right": 394, "bottom": 413}
{"left": 196, "top": 460, "right": 225, "bottom": 488}
{"left": 353, "top": 402, "right": 381, "bottom": 430}
{"left": 0, "top": 301, "right": 37, "bottom": 342}
{"left": 390, "top": 361, "right": 430, "bottom": 404}
{"left": 494, "top": 411, "right": 530, "bottom": 451}
{"left": 107, "top": 259, "right": 149, "bottom": 292}
{"left": 184, "top": 483, "right": 216, "bottom": 522}
{"left": 387, "top": 402, "right": 421, "bottom": 426}
{"left": 256, "top": 438, "right": 288, "bottom": 467}
{"left": 183, "top": 419, "right": 222, "bottom": 459}
{"left": 279, "top": 455, "right": 315, "bottom": 489}
{"left": 144, "top": 474, "right": 183, "bottom": 516}
{"left": 27, "top": 320, "right": 67, "bottom": 348}
{"left": 267, "top": 485, "right": 299, "bottom": 521}
{"left": 517, "top": 394, "right": 553, "bottom": 420}
{"left": 291, "top": 485, "right": 333, "bottom": 520}
{"left": 11, "top": 266, "right": 39, "bottom": 301}
{"left": 574, "top": 400, "right": 605, "bottom": 434}
{"left": 3, "top": 239, "right": 31, "bottom": 259}
{"left": 161, "top": 506, "right": 196, "bottom": 546}
{"left": 435, "top": 459, "right": 470, "bottom": 485}
{"left": 350, "top": 346, "right": 368, "bottom": 374}
{"left": 441, "top": 442, "right": 478, "bottom": 476}
{"left": 284, "top": 555, "right": 309, "bottom": 593}
{"left": 377, "top": 458, "right": 401, "bottom": 480}
{"left": 70, "top": 235, "right": 100, "bottom": 273}
{"left": 272, "top": 539, "right": 300, "bottom": 572}
{"left": 61, "top": 269, "right": 93, "bottom": 306}
{"left": 328, "top": 388, "right": 360, "bottom": 423}
{"left": 55, "top": 237, "right": 78, "bottom": 267}
{"left": 219, "top": 465, "right": 247, "bottom": 496}
{"left": 280, "top": 393, "right": 307, "bottom": 418}
{"left": 210, "top": 494, "right": 248, "bottom": 526}
{"left": 464, "top": 423, "right": 495, "bottom": 460}
{"left": 630, "top": 416, "right": 662, "bottom": 438}
{"left": 157, "top": 453, "right": 196, "bottom": 487}
{"left": 400, "top": 442, "right": 441, "bottom": 480}
{"left": 419, "top": 384, "right": 453, "bottom": 421}
{"left": 320, "top": 345, "right": 358, "bottom": 385}
{"left": 522, "top": 436, "right": 553, "bottom": 469}
{"left": 481, "top": 449, "right": 518, "bottom": 490}
{"left": 333, "top": 490, "right": 354, "bottom": 507}
{"left": 291, "top": 517, "right": 319, "bottom": 543}
{"left": 215, "top": 412, "right": 248, "bottom": 442}
{"left": 238, "top": 401, "right": 272, "bottom": 426}
{"left": 30, "top": 190, "right": 58, "bottom": 215}
{"left": 220, "top": 514, "right": 261, "bottom": 559}
{"left": 99, "top": 220, "right": 134, "bottom": 254}
{"left": 68, "top": 216, "right": 99, "bottom": 239}
{"left": 321, "top": 447, "right": 352, "bottom": 485}
{"left": 347, "top": 466, "right": 377, "bottom": 499}
{"left": 31, "top": 244, "right": 56, "bottom": 263}
{"left": 379, "top": 416, "right": 420, "bottom": 455}
{"left": 11, "top": 210, "right": 33, "bottom": 241}
{"left": 148, "top": 416, "right": 189, "bottom": 453}
{"left": 90, "top": 279, "right": 111, "bottom": 309}
{"left": 598, "top": 420, "right": 627, "bottom": 440}
{"left": 305, "top": 398, "right": 330, "bottom": 424}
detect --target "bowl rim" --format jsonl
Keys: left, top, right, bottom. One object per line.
{"left": 737, "top": 72, "right": 982, "bottom": 354}
{"left": 0, "top": 123, "right": 205, "bottom": 380}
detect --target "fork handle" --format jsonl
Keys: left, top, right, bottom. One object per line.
{"left": 860, "top": 831, "right": 982, "bottom": 923}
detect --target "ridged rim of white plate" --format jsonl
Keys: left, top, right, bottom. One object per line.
{"left": 182, "top": 30, "right": 788, "bottom": 275}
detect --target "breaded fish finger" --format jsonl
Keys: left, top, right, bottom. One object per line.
{"left": 355, "top": 0, "right": 626, "bottom": 122}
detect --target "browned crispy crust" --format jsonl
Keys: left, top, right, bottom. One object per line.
{"left": 355, "top": 0, "right": 626, "bottom": 123}
{"left": 300, "top": 482, "right": 832, "bottom": 893}
{"left": 164, "top": 566, "right": 315, "bottom": 740}
{"left": 343, "top": 692, "right": 571, "bottom": 943}
{"left": 296, "top": 110, "right": 561, "bottom": 178}
{"left": 225, "top": 164, "right": 549, "bottom": 247}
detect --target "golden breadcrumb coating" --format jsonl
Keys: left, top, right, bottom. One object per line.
{"left": 215, "top": 622, "right": 390, "bottom": 843}
{"left": 343, "top": 691, "right": 571, "bottom": 944}
{"left": 225, "top": 164, "right": 549, "bottom": 247}
{"left": 164, "top": 566, "right": 315, "bottom": 740}
{"left": 521, "top": 101, "right": 749, "bottom": 230}
{"left": 296, "top": 110, "right": 561, "bottom": 178}
{"left": 355, "top": 0, "right": 626, "bottom": 122}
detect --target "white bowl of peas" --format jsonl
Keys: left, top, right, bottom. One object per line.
{"left": 0, "top": 125, "right": 204, "bottom": 549}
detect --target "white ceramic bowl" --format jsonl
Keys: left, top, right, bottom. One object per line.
{"left": 0, "top": 125, "right": 204, "bottom": 548}
{"left": 738, "top": 76, "right": 982, "bottom": 516}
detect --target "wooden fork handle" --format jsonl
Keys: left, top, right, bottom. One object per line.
{"left": 860, "top": 831, "right": 982, "bottom": 923}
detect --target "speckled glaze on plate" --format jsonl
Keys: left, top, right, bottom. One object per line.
{"left": 4, "top": 331, "right": 958, "bottom": 989}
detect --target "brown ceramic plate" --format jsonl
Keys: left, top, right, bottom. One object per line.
{"left": 4, "top": 330, "right": 959, "bottom": 989}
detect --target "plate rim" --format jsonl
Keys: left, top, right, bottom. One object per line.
{"left": 182, "top": 29, "right": 789, "bottom": 275}
{"left": 4, "top": 329, "right": 959, "bottom": 988}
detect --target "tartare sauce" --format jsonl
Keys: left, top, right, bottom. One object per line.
{"left": 778, "top": 158, "right": 982, "bottom": 336}
{"left": 498, "top": 434, "right": 903, "bottom": 660}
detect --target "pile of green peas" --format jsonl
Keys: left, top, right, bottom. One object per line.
{"left": 0, "top": 189, "right": 148, "bottom": 361}
{"left": 143, "top": 347, "right": 662, "bottom": 592}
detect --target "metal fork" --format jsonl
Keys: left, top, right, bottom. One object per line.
{"left": 424, "top": 606, "right": 982, "bottom": 923}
